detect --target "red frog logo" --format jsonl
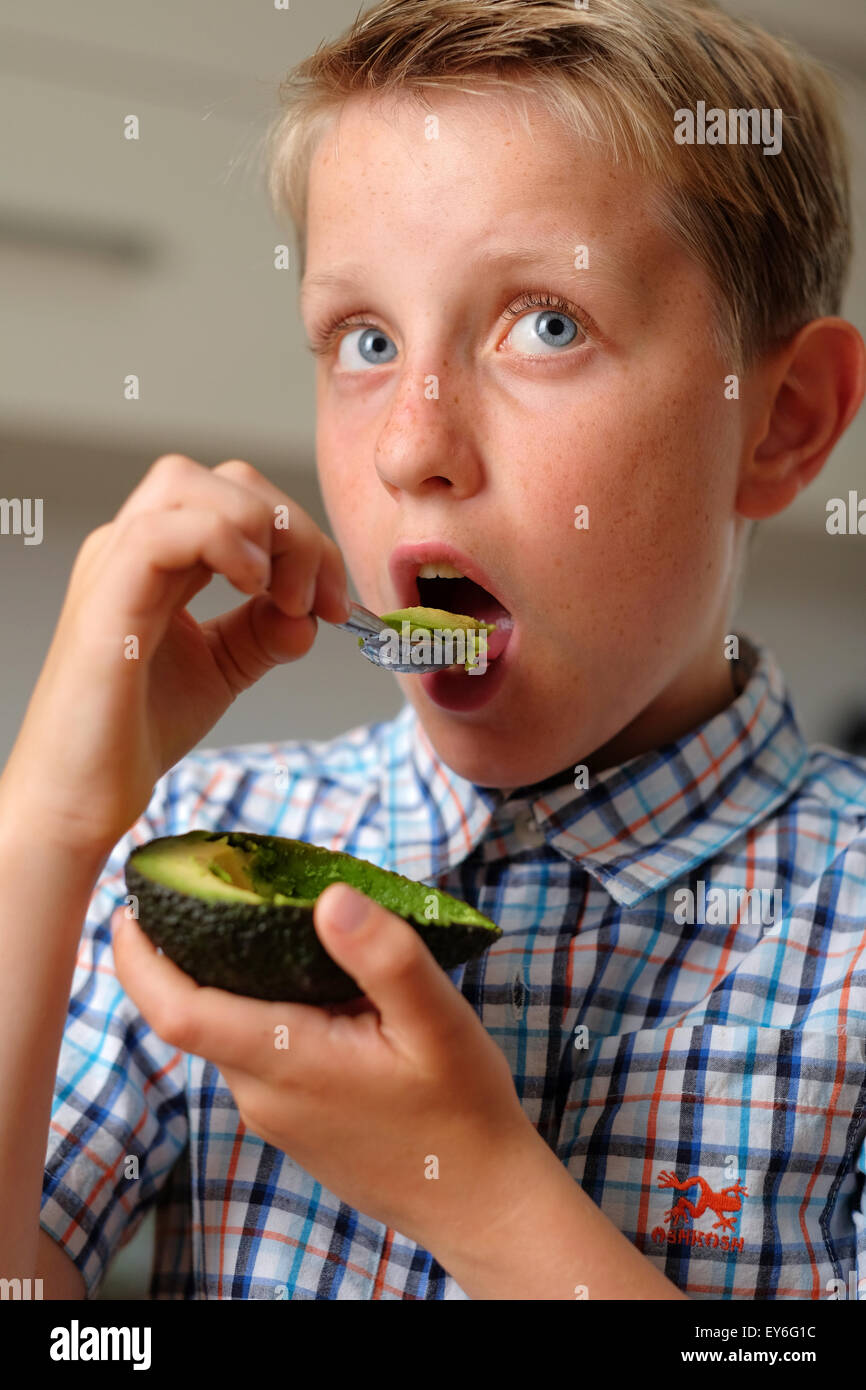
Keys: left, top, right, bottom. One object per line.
{"left": 657, "top": 1169, "right": 748, "bottom": 1233}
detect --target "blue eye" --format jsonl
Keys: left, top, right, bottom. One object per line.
{"left": 338, "top": 326, "right": 398, "bottom": 369}
{"left": 321, "top": 296, "right": 587, "bottom": 367}
{"left": 505, "top": 308, "right": 581, "bottom": 355}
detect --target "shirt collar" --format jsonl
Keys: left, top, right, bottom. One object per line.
{"left": 377, "top": 700, "right": 499, "bottom": 881}
{"left": 378, "top": 635, "right": 810, "bottom": 905}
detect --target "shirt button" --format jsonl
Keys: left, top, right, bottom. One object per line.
{"left": 514, "top": 810, "right": 545, "bottom": 848}
{"left": 509, "top": 968, "right": 527, "bottom": 1020}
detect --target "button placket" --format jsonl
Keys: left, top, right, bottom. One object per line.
{"left": 514, "top": 807, "right": 545, "bottom": 848}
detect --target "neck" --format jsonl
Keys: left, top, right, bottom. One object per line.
{"left": 585, "top": 630, "right": 744, "bottom": 778}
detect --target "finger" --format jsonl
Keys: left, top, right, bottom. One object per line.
{"left": 110, "top": 906, "right": 339, "bottom": 1073}
{"left": 114, "top": 455, "right": 276, "bottom": 559}
{"left": 174, "top": 561, "right": 214, "bottom": 611}
{"left": 85, "top": 508, "right": 271, "bottom": 658}
{"left": 198, "top": 595, "right": 318, "bottom": 691}
{"left": 212, "top": 461, "right": 350, "bottom": 624}
{"left": 313, "top": 885, "right": 476, "bottom": 1060}
{"left": 117, "top": 455, "right": 350, "bottom": 624}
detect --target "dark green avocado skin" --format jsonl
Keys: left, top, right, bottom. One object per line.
{"left": 124, "top": 830, "right": 501, "bottom": 1004}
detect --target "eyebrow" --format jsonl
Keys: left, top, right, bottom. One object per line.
{"left": 299, "top": 268, "right": 362, "bottom": 302}
{"left": 299, "top": 244, "right": 627, "bottom": 306}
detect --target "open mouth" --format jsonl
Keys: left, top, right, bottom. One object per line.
{"left": 387, "top": 545, "right": 516, "bottom": 708}
{"left": 412, "top": 567, "right": 513, "bottom": 663}
{"left": 417, "top": 573, "right": 507, "bottom": 625}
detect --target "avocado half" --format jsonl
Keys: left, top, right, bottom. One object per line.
{"left": 124, "top": 829, "right": 501, "bottom": 1004}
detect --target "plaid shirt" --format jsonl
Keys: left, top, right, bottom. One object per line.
{"left": 40, "top": 634, "right": 866, "bottom": 1300}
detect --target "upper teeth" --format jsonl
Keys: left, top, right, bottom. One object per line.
{"left": 417, "top": 562, "right": 466, "bottom": 579}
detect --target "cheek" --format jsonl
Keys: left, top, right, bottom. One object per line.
{"left": 610, "top": 386, "right": 739, "bottom": 570}
{"left": 317, "top": 403, "right": 361, "bottom": 527}
{"left": 317, "top": 448, "right": 381, "bottom": 594}
{"left": 511, "top": 381, "right": 737, "bottom": 618}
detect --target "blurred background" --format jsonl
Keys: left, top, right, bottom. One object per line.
{"left": 1, "top": 0, "right": 864, "bottom": 1297}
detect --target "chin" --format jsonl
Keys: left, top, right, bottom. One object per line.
{"left": 410, "top": 707, "right": 559, "bottom": 790}
{"left": 401, "top": 699, "right": 494, "bottom": 783}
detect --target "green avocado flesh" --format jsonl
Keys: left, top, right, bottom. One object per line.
{"left": 124, "top": 830, "right": 501, "bottom": 1004}
{"left": 380, "top": 606, "right": 496, "bottom": 635}
{"left": 378, "top": 607, "right": 496, "bottom": 672}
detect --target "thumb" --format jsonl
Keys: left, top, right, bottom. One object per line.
{"left": 200, "top": 596, "right": 317, "bottom": 690}
{"left": 314, "top": 883, "right": 469, "bottom": 1045}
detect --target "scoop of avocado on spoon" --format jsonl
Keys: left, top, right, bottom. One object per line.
{"left": 380, "top": 606, "right": 496, "bottom": 635}
{"left": 380, "top": 606, "right": 496, "bottom": 671}
{"left": 331, "top": 601, "right": 500, "bottom": 673}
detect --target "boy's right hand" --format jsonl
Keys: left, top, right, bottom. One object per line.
{"left": 0, "top": 455, "right": 352, "bottom": 856}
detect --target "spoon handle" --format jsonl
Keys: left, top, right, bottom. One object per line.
{"left": 330, "top": 601, "right": 446, "bottom": 673}
{"left": 330, "top": 600, "right": 388, "bottom": 639}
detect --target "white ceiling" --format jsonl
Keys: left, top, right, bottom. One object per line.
{"left": 1, "top": 0, "right": 864, "bottom": 530}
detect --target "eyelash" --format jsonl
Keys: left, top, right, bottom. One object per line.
{"left": 306, "top": 290, "right": 596, "bottom": 358}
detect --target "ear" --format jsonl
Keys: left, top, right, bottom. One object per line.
{"left": 736, "top": 317, "right": 866, "bottom": 520}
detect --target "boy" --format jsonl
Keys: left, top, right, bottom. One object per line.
{"left": 1, "top": 0, "right": 864, "bottom": 1300}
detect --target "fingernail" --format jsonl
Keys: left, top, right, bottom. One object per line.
{"left": 328, "top": 885, "right": 368, "bottom": 933}
{"left": 302, "top": 575, "right": 317, "bottom": 614}
{"left": 241, "top": 539, "right": 270, "bottom": 588}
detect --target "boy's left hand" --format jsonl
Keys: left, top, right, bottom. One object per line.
{"left": 111, "top": 883, "right": 535, "bottom": 1257}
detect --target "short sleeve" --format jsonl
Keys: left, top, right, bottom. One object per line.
{"left": 39, "top": 769, "right": 190, "bottom": 1298}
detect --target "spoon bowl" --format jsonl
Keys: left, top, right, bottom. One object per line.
{"left": 332, "top": 601, "right": 504, "bottom": 675}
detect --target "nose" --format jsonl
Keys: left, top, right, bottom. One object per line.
{"left": 374, "top": 367, "right": 484, "bottom": 501}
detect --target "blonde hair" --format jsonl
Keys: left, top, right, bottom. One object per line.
{"left": 264, "top": 0, "right": 851, "bottom": 370}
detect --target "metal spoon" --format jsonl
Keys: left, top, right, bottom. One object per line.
{"left": 330, "top": 600, "right": 479, "bottom": 674}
